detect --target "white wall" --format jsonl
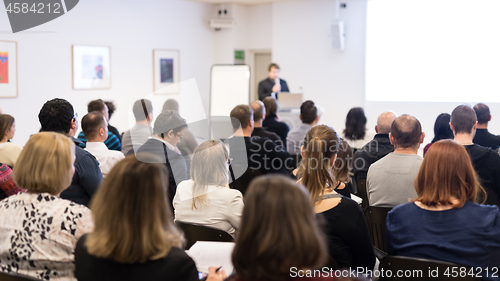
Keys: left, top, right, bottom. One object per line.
{"left": 0, "top": 0, "right": 215, "bottom": 146}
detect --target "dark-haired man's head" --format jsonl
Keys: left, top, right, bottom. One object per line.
{"left": 82, "top": 111, "right": 108, "bottom": 142}
{"left": 87, "top": 99, "right": 109, "bottom": 122}
{"left": 132, "top": 99, "right": 153, "bottom": 124}
{"left": 39, "top": 98, "right": 78, "bottom": 137}
{"left": 268, "top": 63, "right": 280, "bottom": 80}
{"left": 104, "top": 101, "right": 116, "bottom": 119}
{"left": 153, "top": 110, "right": 187, "bottom": 147}
{"left": 162, "top": 99, "right": 179, "bottom": 113}
{"left": 300, "top": 100, "right": 318, "bottom": 125}
{"left": 450, "top": 105, "right": 477, "bottom": 137}
{"left": 389, "top": 114, "right": 424, "bottom": 152}
{"left": 473, "top": 103, "right": 491, "bottom": 127}
{"left": 250, "top": 101, "right": 265, "bottom": 127}
{"left": 230, "top": 105, "right": 254, "bottom": 136}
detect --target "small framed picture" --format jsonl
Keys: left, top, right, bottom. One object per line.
{"left": 0, "top": 41, "right": 18, "bottom": 98}
{"left": 72, "top": 45, "right": 111, "bottom": 90}
{"left": 153, "top": 49, "right": 179, "bottom": 94}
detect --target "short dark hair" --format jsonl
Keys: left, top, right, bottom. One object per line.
{"left": 391, "top": 114, "right": 422, "bottom": 149}
{"left": 82, "top": 111, "right": 105, "bottom": 140}
{"left": 230, "top": 105, "right": 253, "bottom": 130}
{"left": 88, "top": 99, "right": 106, "bottom": 113}
{"left": 162, "top": 99, "right": 179, "bottom": 113}
{"left": 39, "top": 98, "right": 75, "bottom": 134}
{"left": 451, "top": 105, "right": 477, "bottom": 134}
{"left": 250, "top": 101, "right": 265, "bottom": 122}
{"left": 104, "top": 101, "right": 116, "bottom": 119}
{"left": 153, "top": 110, "right": 187, "bottom": 137}
{"left": 132, "top": 99, "right": 153, "bottom": 122}
{"left": 473, "top": 103, "right": 490, "bottom": 124}
{"left": 262, "top": 97, "right": 278, "bottom": 117}
{"left": 300, "top": 100, "right": 317, "bottom": 124}
{"left": 268, "top": 63, "right": 280, "bottom": 72}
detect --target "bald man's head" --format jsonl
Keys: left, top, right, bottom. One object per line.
{"left": 390, "top": 114, "right": 422, "bottom": 149}
{"left": 250, "top": 100, "right": 265, "bottom": 123}
{"left": 376, "top": 111, "right": 397, "bottom": 134}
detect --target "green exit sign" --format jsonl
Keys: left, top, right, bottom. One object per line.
{"left": 234, "top": 50, "right": 245, "bottom": 60}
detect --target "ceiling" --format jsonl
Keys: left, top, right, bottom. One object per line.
{"left": 185, "top": 0, "right": 297, "bottom": 5}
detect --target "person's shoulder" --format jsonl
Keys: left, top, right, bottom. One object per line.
{"left": 75, "top": 145, "right": 98, "bottom": 161}
{"left": 165, "top": 247, "right": 195, "bottom": 264}
{"left": 338, "top": 196, "right": 363, "bottom": 212}
{"left": 109, "top": 150, "right": 125, "bottom": 159}
{"left": 177, "top": 179, "right": 194, "bottom": 189}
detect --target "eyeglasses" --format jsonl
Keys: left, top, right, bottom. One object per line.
{"left": 73, "top": 113, "right": 78, "bottom": 119}
{"left": 227, "top": 158, "right": 233, "bottom": 166}
{"left": 176, "top": 133, "right": 184, "bottom": 140}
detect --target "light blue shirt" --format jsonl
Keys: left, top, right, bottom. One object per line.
{"left": 286, "top": 123, "right": 313, "bottom": 155}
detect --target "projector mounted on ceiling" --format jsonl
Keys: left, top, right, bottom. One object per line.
{"left": 210, "top": 18, "right": 236, "bottom": 31}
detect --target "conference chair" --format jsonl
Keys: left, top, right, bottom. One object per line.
{"left": 379, "top": 256, "right": 481, "bottom": 281}
{"left": 175, "top": 221, "right": 234, "bottom": 249}
{"left": 356, "top": 178, "right": 369, "bottom": 210}
{"left": 364, "top": 206, "right": 392, "bottom": 255}
{"left": 228, "top": 166, "right": 262, "bottom": 196}
{"left": 0, "top": 271, "right": 41, "bottom": 281}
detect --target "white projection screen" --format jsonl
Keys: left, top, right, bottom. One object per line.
{"left": 366, "top": 0, "right": 500, "bottom": 102}
{"left": 210, "top": 65, "right": 251, "bottom": 116}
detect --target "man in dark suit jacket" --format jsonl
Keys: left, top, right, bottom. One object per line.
{"left": 262, "top": 97, "right": 290, "bottom": 150}
{"left": 250, "top": 100, "right": 283, "bottom": 148}
{"left": 38, "top": 98, "right": 103, "bottom": 207}
{"left": 136, "top": 110, "right": 188, "bottom": 202}
{"left": 473, "top": 103, "right": 500, "bottom": 150}
{"left": 227, "top": 104, "right": 292, "bottom": 177}
{"left": 258, "top": 63, "right": 289, "bottom": 100}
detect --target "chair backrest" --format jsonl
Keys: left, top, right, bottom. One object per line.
{"left": 364, "top": 206, "right": 392, "bottom": 253}
{"left": 175, "top": 221, "right": 234, "bottom": 249}
{"left": 228, "top": 166, "right": 262, "bottom": 196}
{"left": 356, "top": 178, "right": 369, "bottom": 210}
{"left": 379, "top": 256, "right": 481, "bottom": 280}
{"left": 0, "top": 272, "right": 41, "bottom": 281}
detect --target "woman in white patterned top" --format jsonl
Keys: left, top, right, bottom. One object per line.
{"left": 0, "top": 132, "right": 93, "bottom": 281}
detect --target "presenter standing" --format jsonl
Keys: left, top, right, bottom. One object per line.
{"left": 258, "top": 63, "right": 289, "bottom": 100}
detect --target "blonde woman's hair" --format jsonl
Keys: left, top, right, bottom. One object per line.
{"left": 86, "top": 154, "right": 183, "bottom": 264}
{"left": 13, "top": 132, "right": 75, "bottom": 195}
{"left": 297, "top": 125, "right": 339, "bottom": 203}
{"left": 191, "top": 140, "right": 230, "bottom": 209}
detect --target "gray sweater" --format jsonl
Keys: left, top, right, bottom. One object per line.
{"left": 366, "top": 152, "right": 422, "bottom": 208}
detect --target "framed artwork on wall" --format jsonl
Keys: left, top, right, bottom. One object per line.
{"left": 153, "top": 49, "right": 179, "bottom": 94}
{"left": 0, "top": 41, "right": 18, "bottom": 98}
{"left": 72, "top": 45, "right": 111, "bottom": 90}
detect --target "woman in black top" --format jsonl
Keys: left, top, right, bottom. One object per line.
{"left": 297, "top": 125, "right": 375, "bottom": 269}
{"left": 74, "top": 154, "right": 225, "bottom": 281}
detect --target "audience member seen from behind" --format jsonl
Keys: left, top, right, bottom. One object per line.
{"left": 227, "top": 175, "right": 331, "bottom": 281}
{"left": 297, "top": 125, "right": 375, "bottom": 269}
{"left": 173, "top": 140, "right": 243, "bottom": 237}
{"left": 473, "top": 103, "right": 500, "bottom": 151}
{"left": 386, "top": 140, "right": 500, "bottom": 276}
{"left": 352, "top": 111, "right": 396, "bottom": 182}
{"left": 0, "top": 114, "right": 22, "bottom": 168}
{"left": 77, "top": 99, "right": 121, "bottom": 151}
{"left": 250, "top": 100, "right": 283, "bottom": 148}
{"left": 0, "top": 163, "right": 24, "bottom": 200}
{"left": 0, "top": 132, "right": 93, "bottom": 281}
{"left": 367, "top": 115, "right": 424, "bottom": 208}
{"left": 122, "top": 99, "right": 153, "bottom": 154}
{"left": 38, "top": 98, "right": 103, "bottom": 207}
{"left": 287, "top": 100, "right": 319, "bottom": 155}
{"left": 262, "top": 97, "right": 290, "bottom": 150}
{"left": 343, "top": 107, "right": 374, "bottom": 150}
{"left": 332, "top": 138, "right": 353, "bottom": 198}
{"left": 423, "top": 113, "right": 453, "bottom": 156}
{"left": 162, "top": 99, "right": 198, "bottom": 156}
{"left": 226, "top": 105, "right": 291, "bottom": 177}
{"left": 104, "top": 101, "right": 121, "bottom": 143}
{"left": 75, "top": 155, "right": 225, "bottom": 281}
{"left": 136, "top": 110, "right": 188, "bottom": 201}
{"left": 82, "top": 112, "right": 125, "bottom": 178}
{"left": 451, "top": 104, "right": 500, "bottom": 202}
